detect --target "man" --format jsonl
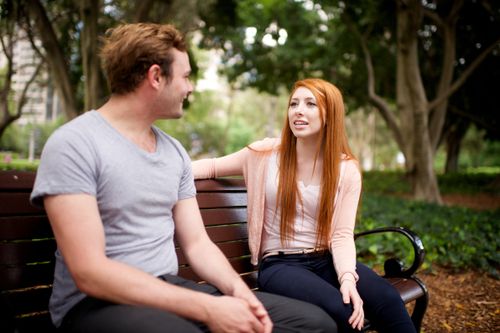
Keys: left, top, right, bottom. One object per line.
{"left": 30, "top": 23, "right": 337, "bottom": 333}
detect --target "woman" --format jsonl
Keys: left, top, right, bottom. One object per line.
{"left": 192, "top": 78, "right": 416, "bottom": 333}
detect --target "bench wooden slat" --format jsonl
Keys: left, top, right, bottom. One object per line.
{"left": 199, "top": 207, "right": 247, "bottom": 226}
{"left": 388, "top": 278, "right": 426, "bottom": 303}
{"left": 174, "top": 224, "right": 248, "bottom": 247}
{"left": 176, "top": 240, "right": 251, "bottom": 266}
{"left": 206, "top": 224, "right": 248, "bottom": 243}
{"left": 215, "top": 240, "right": 251, "bottom": 259}
{"left": 2, "top": 286, "right": 52, "bottom": 316}
{"left": 178, "top": 256, "right": 255, "bottom": 283}
{"left": 196, "top": 192, "right": 247, "bottom": 208}
{"left": 0, "top": 262, "right": 55, "bottom": 290}
{"left": 241, "top": 272, "right": 258, "bottom": 290}
{"left": 194, "top": 178, "right": 246, "bottom": 192}
{"left": 0, "top": 193, "right": 44, "bottom": 216}
{"left": 0, "top": 171, "right": 36, "bottom": 190}
{"left": 5, "top": 314, "right": 56, "bottom": 333}
{"left": 0, "top": 217, "right": 53, "bottom": 240}
{"left": 0, "top": 240, "right": 56, "bottom": 265}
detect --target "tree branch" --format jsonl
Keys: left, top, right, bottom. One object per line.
{"left": 22, "top": 18, "right": 47, "bottom": 62}
{"left": 449, "top": 105, "right": 499, "bottom": 135}
{"left": 133, "top": 0, "right": 157, "bottom": 22}
{"left": 428, "top": 37, "right": 500, "bottom": 111}
{"left": 423, "top": 8, "right": 443, "bottom": 28}
{"left": 0, "top": 32, "right": 14, "bottom": 102}
{"left": 343, "top": 12, "right": 405, "bottom": 150}
{"left": 15, "top": 60, "right": 45, "bottom": 118}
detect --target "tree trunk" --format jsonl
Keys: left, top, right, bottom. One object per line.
{"left": 0, "top": 21, "right": 44, "bottom": 138}
{"left": 0, "top": 26, "right": 15, "bottom": 139}
{"left": 445, "top": 120, "right": 469, "bottom": 173}
{"left": 26, "top": 0, "right": 78, "bottom": 119}
{"left": 80, "top": 0, "right": 103, "bottom": 111}
{"left": 428, "top": 0, "right": 462, "bottom": 152}
{"left": 397, "top": 0, "right": 442, "bottom": 203}
{"left": 132, "top": 0, "right": 157, "bottom": 22}
{"left": 350, "top": 1, "right": 498, "bottom": 203}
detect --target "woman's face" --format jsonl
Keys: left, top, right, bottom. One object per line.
{"left": 288, "top": 87, "right": 323, "bottom": 141}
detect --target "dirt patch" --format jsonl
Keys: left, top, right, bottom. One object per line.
{"left": 442, "top": 193, "right": 500, "bottom": 211}
{"left": 416, "top": 266, "right": 499, "bottom": 333}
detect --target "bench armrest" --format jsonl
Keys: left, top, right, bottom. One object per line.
{"left": 355, "top": 226, "right": 425, "bottom": 278}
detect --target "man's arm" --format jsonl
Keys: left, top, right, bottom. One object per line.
{"left": 173, "top": 197, "right": 272, "bottom": 332}
{"left": 45, "top": 194, "right": 267, "bottom": 332}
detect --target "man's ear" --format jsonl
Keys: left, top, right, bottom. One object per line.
{"left": 146, "top": 64, "right": 163, "bottom": 89}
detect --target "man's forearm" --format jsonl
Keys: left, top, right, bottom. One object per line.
{"left": 184, "top": 238, "right": 247, "bottom": 296}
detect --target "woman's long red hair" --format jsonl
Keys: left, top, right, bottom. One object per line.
{"left": 277, "top": 78, "right": 356, "bottom": 248}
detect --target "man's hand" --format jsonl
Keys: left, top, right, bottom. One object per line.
{"left": 205, "top": 295, "right": 268, "bottom": 333}
{"left": 232, "top": 283, "right": 273, "bottom": 333}
{"left": 340, "top": 280, "right": 364, "bottom": 331}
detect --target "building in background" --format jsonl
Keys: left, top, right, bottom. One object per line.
{"left": 0, "top": 29, "right": 62, "bottom": 160}
{"left": 0, "top": 28, "right": 61, "bottom": 127}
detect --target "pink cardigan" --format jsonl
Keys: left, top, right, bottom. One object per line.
{"left": 192, "top": 138, "right": 361, "bottom": 283}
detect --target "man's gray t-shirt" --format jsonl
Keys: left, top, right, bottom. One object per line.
{"left": 30, "top": 110, "right": 196, "bottom": 327}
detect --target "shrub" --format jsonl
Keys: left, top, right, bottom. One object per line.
{"left": 357, "top": 181, "right": 499, "bottom": 277}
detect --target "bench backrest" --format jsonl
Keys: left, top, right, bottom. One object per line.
{"left": 0, "top": 171, "right": 254, "bottom": 332}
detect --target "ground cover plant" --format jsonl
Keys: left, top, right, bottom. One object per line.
{"left": 357, "top": 170, "right": 499, "bottom": 277}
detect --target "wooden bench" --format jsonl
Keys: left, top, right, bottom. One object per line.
{"left": 0, "top": 170, "right": 428, "bottom": 332}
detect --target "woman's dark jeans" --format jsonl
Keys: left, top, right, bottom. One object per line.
{"left": 258, "top": 252, "right": 417, "bottom": 333}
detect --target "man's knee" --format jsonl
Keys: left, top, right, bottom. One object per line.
{"left": 301, "top": 303, "right": 338, "bottom": 333}
{"left": 257, "top": 292, "right": 337, "bottom": 333}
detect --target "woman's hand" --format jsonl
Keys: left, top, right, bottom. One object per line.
{"left": 340, "top": 280, "right": 364, "bottom": 330}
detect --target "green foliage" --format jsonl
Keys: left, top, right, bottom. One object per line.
{"left": 0, "top": 153, "right": 39, "bottom": 171}
{"left": 461, "top": 131, "right": 500, "bottom": 168}
{"left": 361, "top": 171, "right": 412, "bottom": 194}
{"left": 155, "top": 91, "right": 225, "bottom": 155}
{"left": 155, "top": 84, "right": 289, "bottom": 158}
{"left": 438, "top": 172, "right": 500, "bottom": 196}
{"left": 0, "top": 117, "right": 65, "bottom": 158}
{"left": 358, "top": 171, "right": 500, "bottom": 277}
{"left": 363, "top": 169, "right": 500, "bottom": 196}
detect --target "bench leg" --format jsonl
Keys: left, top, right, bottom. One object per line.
{"left": 410, "top": 277, "right": 429, "bottom": 333}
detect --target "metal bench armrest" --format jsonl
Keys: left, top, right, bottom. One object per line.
{"left": 355, "top": 226, "right": 425, "bottom": 278}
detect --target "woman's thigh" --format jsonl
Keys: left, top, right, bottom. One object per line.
{"left": 258, "top": 258, "right": 353, "bottom": 324}
{"left": 355, "top": 263, "right": 404, "bottom": 309}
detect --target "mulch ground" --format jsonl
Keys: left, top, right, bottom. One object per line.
{"left": 409, "top": 193, "right": 499, "bottom": 333}
{"left": 417, "top": 266, "right": 499, "bottom": 333}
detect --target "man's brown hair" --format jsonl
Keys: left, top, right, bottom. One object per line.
{"left": 99, "top": 23, "right": 187, "bottom": 94}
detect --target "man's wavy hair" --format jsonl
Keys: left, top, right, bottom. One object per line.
{"left": 99, "top": 23, "right": 187, "bottom": 95}
{"left": 277, "top": 78, "right": 357, "bottom": 248}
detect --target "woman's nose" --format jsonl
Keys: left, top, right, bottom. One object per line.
{"left": 295, "top": 103, "right": 304, "bottom": 115}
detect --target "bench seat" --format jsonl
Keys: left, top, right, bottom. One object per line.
{"left": 0, "top": 171, "right": 428, "bottom": 332}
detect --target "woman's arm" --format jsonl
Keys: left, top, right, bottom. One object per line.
{"left": 192, "top": 138, "right": 278, "bottom": 180}
{"left": 329, "top": 160, "right": 362, "bottom": 284}
{"left": 192, "top": 147, "right": 248, "bottom": 179}
{"left": 329, "top": 160, "right": 364, "bottom": 330}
